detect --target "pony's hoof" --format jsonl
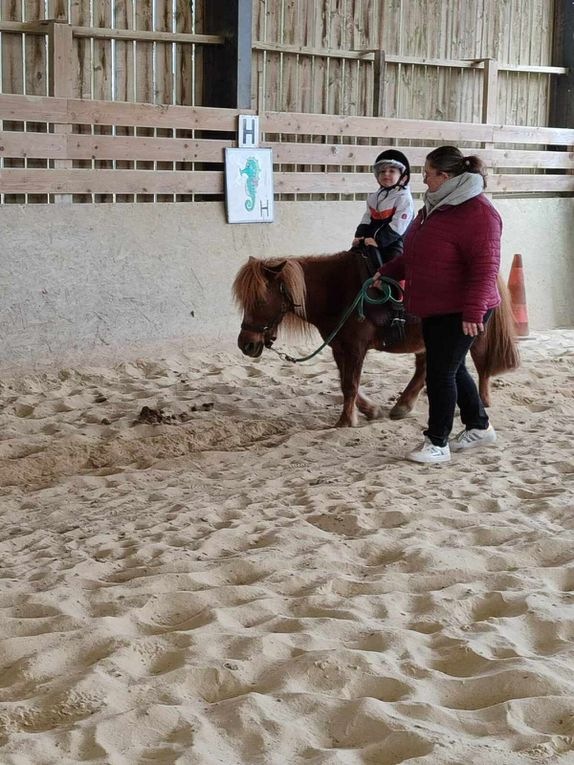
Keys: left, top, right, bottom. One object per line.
{"left": 335, "top": 416, "right": 357, "bottom": 428}
{"left": 362, "top": 405, "right": 383, "bottom": 420}
{"left": 389, "top": 403, "right": 412, "bottom": 420}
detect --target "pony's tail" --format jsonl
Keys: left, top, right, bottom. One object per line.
{"left": 483, "top": 274, "right": 521, "bottom": 376}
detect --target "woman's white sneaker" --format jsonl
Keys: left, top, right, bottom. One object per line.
{"left": 450, "top": 425, "right": 496, "bottom": 452}
{"left": 406, "top": 436, "right": 451, "bottom": 463}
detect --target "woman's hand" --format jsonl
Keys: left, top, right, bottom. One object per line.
{"left": 462, "top": 321, "right": 484, "bottom": 336}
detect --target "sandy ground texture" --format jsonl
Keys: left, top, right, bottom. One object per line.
{"left": 1, "top": 330, "right": 574, "bottom": 765}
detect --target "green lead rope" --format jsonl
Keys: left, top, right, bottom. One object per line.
{"left": 356, "top": 276, "right": 404, "bottom": 320}
{"left": 273, "top": 276, "right": 404, "bottom": 364}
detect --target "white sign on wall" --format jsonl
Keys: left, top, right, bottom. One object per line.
{"left": 238, "top": 115, "right": 260, "bottom": 147}
{"left": 225, "top": 148, "right": 275, "bottom": 224}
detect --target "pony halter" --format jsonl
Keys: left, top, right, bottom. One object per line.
{"left": 240, "top": 283, "right": 299, "bottom": 346}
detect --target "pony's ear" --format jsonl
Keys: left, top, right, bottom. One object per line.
{"left": 248, "top": 256, "right": 257, "bottom": 262}
{"left": 263, "top": 261, "right": 286, "bottom": 276}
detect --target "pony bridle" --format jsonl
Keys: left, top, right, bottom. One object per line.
{"left": 240, "top": 283, "right": 298, "bottom": 348}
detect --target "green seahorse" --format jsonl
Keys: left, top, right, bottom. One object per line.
{"left": 240, "top": 157, "right": 261, "bottom": 211}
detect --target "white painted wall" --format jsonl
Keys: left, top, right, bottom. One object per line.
{"left": 1, "top": 198, "right": 572, "bottom": 370}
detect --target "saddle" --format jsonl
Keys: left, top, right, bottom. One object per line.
{"left": 352, "top": 243, "right": 415, "bottom": 345}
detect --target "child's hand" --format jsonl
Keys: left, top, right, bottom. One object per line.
{"left": 352, "top": 237, "right": 363, "bottom": 247}
{"left": 364, "top": 237, "right": 377, "bottom": 247}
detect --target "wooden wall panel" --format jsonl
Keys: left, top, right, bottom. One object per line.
{"left": 22, "top": 0, "right": 47, "bottom": 203}
{"left": 0, "top": 92, "right": 571, "bottom": 209}
{"left": 186, "top": 0, "right": 198, "bottom": 106}
{"left": 112, "top": 0, "right": 135, "bottom": 203}
{"left": 71, "top": 0, "right": 92, "bottom": 99}
{"left": 114, "top": 0, "right": 135, "bottom": 103}
{"left": 0, "top": 0, "right": 559, "bottom": 125}
{"left": 1, "top": 0, "right": 25, "bottom": 202}
{"left": 251, "top": 0, "right": 557, "bottom": 127}
{"left": 0, "top": 0, "right": 568, "bottom": 206}
{"left": 23, "top": 0, "right": 45, "bottom": 95}
{"left": 0, "top": 94, "right": 572, "bottom": 196}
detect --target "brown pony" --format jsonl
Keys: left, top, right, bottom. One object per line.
{"left": 233, "top": 252, "right": 519, "bottom": 427}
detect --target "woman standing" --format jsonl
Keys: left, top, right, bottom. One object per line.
{"left": 373, "top": 145, "right": 501, "bottom": 464}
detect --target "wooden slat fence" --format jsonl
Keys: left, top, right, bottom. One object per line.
{"left": 1, "top": 94, "right": 572, "bottom": 200}
{"left": 0, "top": 2, "right": 560, "bottom": 122}
{"left": 0, "top": 7, "right": 211, "bottom": 202}
{"left": 1, "top": 3, "right": 571, "bottom": 205}
{"left": 252, "top": 0, "right": 558, "bottom": 124}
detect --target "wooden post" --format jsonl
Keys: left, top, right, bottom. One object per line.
{"left": 373, "top": 50, "right": 386, "bottom": 117}
{"left": 47, "top": 20, "right": 73, "bottom": 203}
{"left": 236, "top": 0, "right": 252, "bottom": 110}
{"left": 480, "top": 58, "right": 498, "bottom": 192}
{"left": 549, "top": 0, "right": 574, "bottom": 128}
{"left": 482, "top": 58, "right": 498, "bottom": 124}
{"left": 257, "top": 57, "right": 264, "bottom": 114}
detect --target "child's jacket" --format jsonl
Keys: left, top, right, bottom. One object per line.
{"left": 355, "top": 185, "right": 414, "bottom": 261}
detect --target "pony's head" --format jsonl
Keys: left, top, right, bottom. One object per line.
{"left": 233, "top": 257, "right": 307, "bottom": 358}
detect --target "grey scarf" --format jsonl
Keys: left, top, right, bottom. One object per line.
{"left": 424, "top": 172, "right": 485, "bottom": 216}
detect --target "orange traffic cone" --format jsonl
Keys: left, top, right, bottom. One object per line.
{"left": 507, "top": 253, "right": 530, "bottom": 339}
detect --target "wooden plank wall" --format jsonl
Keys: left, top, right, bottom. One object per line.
{"left": 0, "top": 94, "right": 572, "bottom": 196}
{"left": 251, "top": 0, "right": 559, "bottom": 200}
{"left": 0, "top": 0, "right": 567, "bottom": 205}
{"left": 0, "top": 1, "right": 557, "bottom": 120}
{"left": 0, "top": 1, "right": 197, "bottom": 101}
{"left": 0, "top": 0, "right": 198, "bottom": 202}
{"left": 252, "top": 0, "right": 555, "bottom": 125}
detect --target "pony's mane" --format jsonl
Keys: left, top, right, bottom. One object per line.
{"left": 234, "top": 255, "right": 351, "bottom": 341}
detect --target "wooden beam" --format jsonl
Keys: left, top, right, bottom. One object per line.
{"left": 0, "top": 131, "right": 572, "bottom": 170}
{"left": 492, "top": 125, "right": 574, "bottom": 145}
{"left": 72, "top": 26, "right": 224, "bottom": 46}
{"left": 487, "top": 174, "right": 574, "bottom": 192}
{"left": 0, "top": 21, "right": 566, "bottom": 77}
{"left": 252, "top": 42, "right": 567, "bottom": 74}
{"left": 0, "top": 21, "right": 49, "bottom": 35}
{"left": 0, "top": 169, "right": 223, "bottom": 194}
{"left": 64, "top": 135, "right": 229, "bottom": 162}
{"left": 0, "top": 20, "right": 224, "bottom": 46}
{"left": 260, "top": 111, "right": 495, "bottom": 141}
{"left": 373, "top": 51, "right": 386, "bottom": 117}
{"left": 0, "top": 94, "right": 251, "bottom": 131}
{"left": 47, "top": 21, "right": 73, "bottom": 204}
{"left": 0, "top": 94, "right": 67, "bottom": 122}
{"left": 1, "top": 94, "right": 573, "bottom": 147}
{"left": 272, "top": 173, "right": 574, "bottom": 194}
{"left": 48, "top": 22, "right": 73, "bottom": 99}
{"left": 2, "top": 168, "right": 571, "bottom": 196}
{"left": 0, "top": 93, "right": 239, "bottom": 129}
{"left": 66, "top": 99, "right": 252, "bottom": 131}
{"left": 550, "top": 0, "right": 574, "bottom": 128}
{"left": 482, "top": 59, "right": 498, "bottom": 125}
{"left": 0, "top": 132, "right": 67, "bottom": 158}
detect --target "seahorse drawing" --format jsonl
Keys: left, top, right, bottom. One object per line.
{"left": 240, "top": 157, "right": 261, "bottom": 211}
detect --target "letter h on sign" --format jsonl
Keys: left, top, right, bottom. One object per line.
{"left": 238, "top": 115, "right": 259, "bottom": 148}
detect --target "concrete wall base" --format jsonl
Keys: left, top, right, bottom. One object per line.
{"left": 1, "top": 198, "right": 572, "bottom": 371}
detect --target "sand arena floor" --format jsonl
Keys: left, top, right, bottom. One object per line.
{"left": 1, "top": 331, "right": 574, "bottom": 764}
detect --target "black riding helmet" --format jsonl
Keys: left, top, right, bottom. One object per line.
{"left": 373, "top": 149, "right": 411, "bottom": 187}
